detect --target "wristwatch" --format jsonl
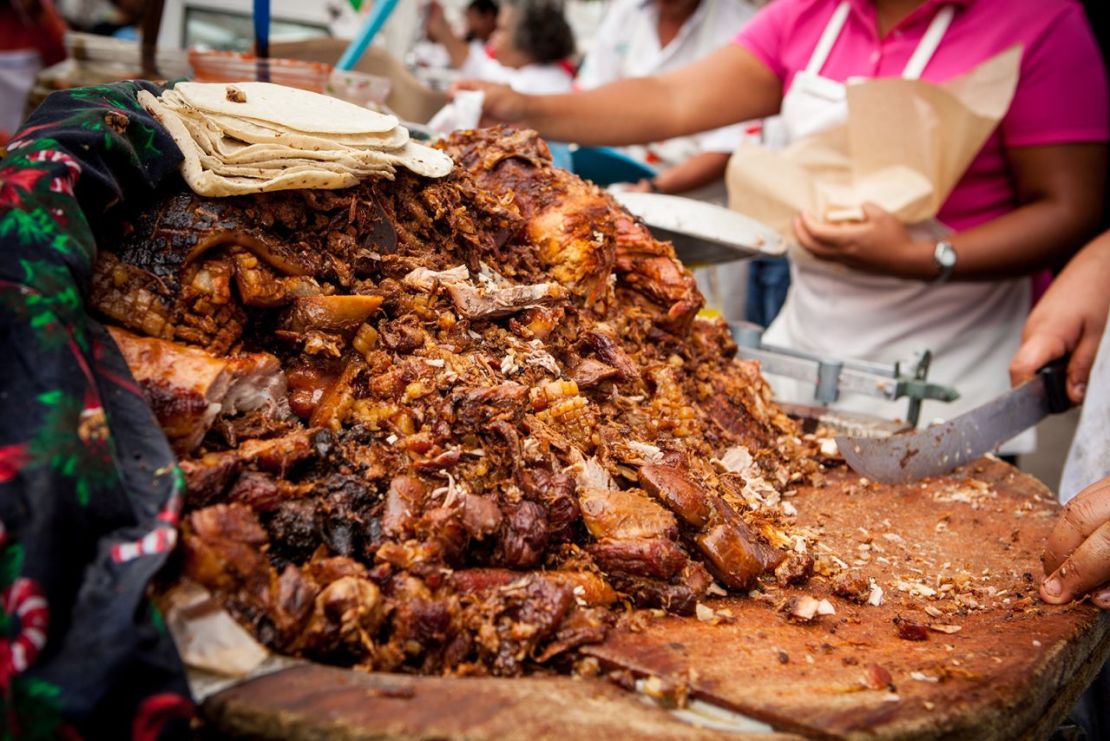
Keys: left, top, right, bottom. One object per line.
{"left": 932, "top": 239, "right": 957, "bottom": 284}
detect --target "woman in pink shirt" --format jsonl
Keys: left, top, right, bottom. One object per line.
{"left": 465, "top": 0, "right": 1108, "bottom": 450}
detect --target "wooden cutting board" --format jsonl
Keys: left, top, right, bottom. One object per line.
{"left": 203, "top": 459, "right": 1110, "bottom": 739}
{"left": 201, "top": 664, "right": 792, "bottom": 739}
{"left": 585, "top": 458, "right": 1110, "bottom": 738}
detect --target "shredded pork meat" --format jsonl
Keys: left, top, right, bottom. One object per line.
{"left": 91, "top": 126, "right": 820, "bottom": 676}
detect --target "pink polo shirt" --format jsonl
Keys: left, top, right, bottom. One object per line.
{"left": 735, "top": 0, "right": 1109, "bottom": 232}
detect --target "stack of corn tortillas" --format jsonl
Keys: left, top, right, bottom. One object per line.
{"left": 137, "top": 81, "right": 453, "bottom": 197}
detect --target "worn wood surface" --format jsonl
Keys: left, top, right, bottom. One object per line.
{"left": 204, "top": 459, "right": 1109, "bottom": 739}
{"left": 202, "top": 663, "right": 788, "bottom": 740}
{"left": 585, "top": 458, "right": 1110, "bottom": 739}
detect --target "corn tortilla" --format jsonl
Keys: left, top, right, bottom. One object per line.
{"left": 173, "top": 81, "right": 399, "bottom": 135}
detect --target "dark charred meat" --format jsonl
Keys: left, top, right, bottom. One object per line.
{"left": 98, "top": 127, "right": 819, "bottom": 677}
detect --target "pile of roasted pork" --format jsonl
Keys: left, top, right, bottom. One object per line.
{"left": 92, "top": 127, "right": 821, "bottom": 675}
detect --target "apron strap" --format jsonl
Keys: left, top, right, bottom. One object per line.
{"left": 805, "top": 1, "right": 851, "bottom": 75}
{"left": 901, "top": 5, "right": 955, "bottom": 80}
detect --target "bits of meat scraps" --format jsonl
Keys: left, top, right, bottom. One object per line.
{"left": 832, "top": 572, "right": 872, "bottom": 603}
{"left": 862, "top": 664, "right": 895, "bottom": 691}
{"left": 780, "top": 596, "right": 811, "bottom": 622}
{"left": 639, "top": 674, "right": 692, "bottom": 709}
{"left": 894, "top": 616, "right": 930, "bottom": 641}
{"left": 606, "top": 669, "right": 638, "bottom": 692}
{"left": 929, "top": 624, "right": 963, "bottom": 634}
{"left": 574, "top": 656, "right": 602, "bottom": 678}
{"left": 775, "top": 552, "right": 815, "bottom": 587}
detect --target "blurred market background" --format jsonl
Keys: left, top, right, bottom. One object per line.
{"left": 2, "top": 0, "right": 612, "bottom": 138}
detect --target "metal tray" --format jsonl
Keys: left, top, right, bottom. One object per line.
{"left": 613, "top": 191, "right": 786, "bottom": 265}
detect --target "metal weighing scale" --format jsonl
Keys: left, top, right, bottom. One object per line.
{"left": 730, "top": 322, "right": 959, "bottom": 428}
{"left": 613, "top": 193, "right": 959, "bottom": 427}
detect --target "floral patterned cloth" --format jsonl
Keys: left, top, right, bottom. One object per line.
{"left": 0, "top": 82, "right": 192, "bottom": 739}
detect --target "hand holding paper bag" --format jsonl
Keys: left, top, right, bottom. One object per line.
{"left": 727, "top": 46, "right": 1022, "bottom": 249}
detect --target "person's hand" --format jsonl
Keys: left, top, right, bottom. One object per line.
{"left": 625, "top": 179, "right": 654, "bottom": 193}
{"left": 606, "top": 181, "right": 645, "bottom": 194}
{"left": 793, "top": 202, "right": 933, "bottom": 279}
{"left": 1040, "top": 477, "right": 1110, "bottom": 608}
{"left": 450, "top": 81, "right": 527, "bottom": 126}
{"left": 424, "top": 1, "right": 451, "bottom": 43}
{"left": 1010, "top": 309, "right": 1101, "bottom": 405}
{"left": 1009, "top": 233, "right": 1110, "bottom": 404}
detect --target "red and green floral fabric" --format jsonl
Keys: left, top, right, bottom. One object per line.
{"left": 0, "top": 82, "right": 192, "bottom": 739}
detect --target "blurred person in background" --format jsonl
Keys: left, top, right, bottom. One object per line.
{"left": 0, "top": 0, "right": 65, "bottom": 145}
{"left": 461, "top": 0, "right": 1107, "bottom": 451}
{"left": 426, "top": 0, "right": 575, "bottom": 94}
{"left": 575, "top": 0, "right": 761, "bottom": 325}
{"left": 464, "top": 0, "right": 499, "bottom": 44}
{"left": 577, "top": 0, "right": 758, "bottom": 202}
{"left": 54, "top": 0, "right": 139, "bottom": 37}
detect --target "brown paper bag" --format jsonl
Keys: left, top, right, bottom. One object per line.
{"left": 727, "top": 46, "right": 1022, "bottom": 247}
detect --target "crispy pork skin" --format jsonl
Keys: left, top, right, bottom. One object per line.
{"left": 444, "top": 127, "right": 703, "bottom": 328}
{"left": 108, "top": 328, "right": 286, "bottom": 454}
{"left": 587, "top": 538, "right": 689, "bottom": 581}
{"left": 109, "top": 326, "right": 230, "bottom": 453}
{"left": 639, "top": 464, "right": 713, "bottom": 529}
{"left": 108, "top": 326, "right": 287, "bottom": 454}
{"left": 696, "top": 498, "right": 786, "bottom": 591}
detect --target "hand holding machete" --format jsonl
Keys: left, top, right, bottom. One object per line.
{"left": 1010, "top": 230, "right": 1110, "bottom": 405}
{"left": 836, "top": 357, "right": 1072, "bottom": 484}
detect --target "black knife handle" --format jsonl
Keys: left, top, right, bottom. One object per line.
{"left": 1039, "top": 356, "right": 1071, "bottom": 414}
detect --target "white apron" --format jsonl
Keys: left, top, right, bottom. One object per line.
{"left": 649, "top": 6, "right": 752, "bottom": 317}
{"left": 1060, "top": 316, "right": 1110, "bottom": 502}
{"left": 613, "top": 2, "right": 745, "bottom": 205}
{"left": 734, "top": 2, "right": 1033, "bottom": 452}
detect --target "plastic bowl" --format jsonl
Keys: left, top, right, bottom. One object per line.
{"left": 188, "top": 50, "right": 331, "bottom": 92}
{"left": 326, "top": 69, "right": 392, "bottom": 112}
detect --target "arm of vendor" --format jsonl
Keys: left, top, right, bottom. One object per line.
{"left": 573, "top": 0, "right": 758, "bottom": 197}
{"left": 461, "top": 0, "right": 1108, "bottom": 281}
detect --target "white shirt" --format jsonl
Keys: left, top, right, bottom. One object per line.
{"left": 1061, "top": 318, "right": 1110, "bottom": 502}
{"left": 460, "top": 45, "right": 574, "bottom": 95}
{"left": 576, "top": 0, "right": 758, "bottom": 163}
